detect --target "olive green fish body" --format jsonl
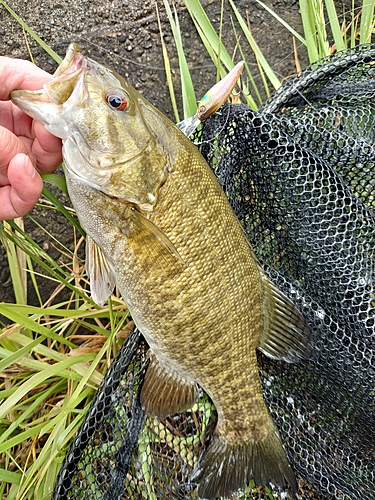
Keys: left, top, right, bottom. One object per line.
{"left": 67, "top": 124, "right": 264, "bottom": 401}
{"left": 12, "top": 44, "right": 310, "bottom": 499}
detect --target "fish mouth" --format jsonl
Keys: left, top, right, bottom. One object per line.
{"left": 53, "top": 42, "right": 83, "bottom": 78}
{"left": 12, "top": 43, "right": 85, "bottom": 106}
{"left": 44, "top": 43, "right": 85, "bottom": 104}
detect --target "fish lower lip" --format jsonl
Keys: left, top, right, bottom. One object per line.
{"left": 11, "top": 88, "right": 53, "bottom": 104}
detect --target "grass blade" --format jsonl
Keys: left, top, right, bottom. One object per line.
{"left": 156, "top": 2, "right": 180, "bottom": 122}
{"left": 230, "top": 17, "right": 261, "bottom": 109}
{"left": 41, "top": 173, "right": 68, "bottom": 196}
{"left": 162, "top": 0, "right": 197, "bottom": 118}
{"left": 253, "top": 0, "right": 306, "bottom": 46}
{"left": 359, "top": 0, "right": 375, "bottom": 44}
{"left": 183, "top": 0, "right": 235, "bottom": 71}
{"left": 229, "top": 0, "right": 281, "bottom": 90}
{"left": 2, "top": 222, "right": 26, "bottom": 306}
{"left": 0, "top": 469, "right": 21, "bottom": 485}
{"left": 324, "top": 0, "right": 346, "bottom": 51}
{"left": 41, "top": 183, "right": 84, "bottom": 236}
{"left": 0, "top": 354, "right": 94, "bottom": 420}
{"left": 299, "top": 0, "right": 320, "bottom": 62}
{"left": 0, "top": 221, "right": 92, "bottom": 303}
{"left": 0, "top": 0, "right": 61, "bottom": 63}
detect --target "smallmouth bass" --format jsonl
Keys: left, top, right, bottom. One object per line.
{"left": 12, "top": 43, "right": 310, "bottom": 499}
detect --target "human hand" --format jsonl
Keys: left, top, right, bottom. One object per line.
{"left": 0, "top": 57, "right": 62, "bottom": 220}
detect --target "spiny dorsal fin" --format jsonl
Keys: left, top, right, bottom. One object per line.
{"left": 141, "top": 354, "right": 199, "bottom": 418}
{"left": 127, "top": 207, "right": 185, "bottom": 271}
{"left": 86, "top": 235, "right": 116, "bottom": 306}
{"left": 259, "top": 274, "right": 312, "bottom": 362}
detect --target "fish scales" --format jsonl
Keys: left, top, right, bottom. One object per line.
{"left": 11, "top": 43, "right": 310, "bottom": 499}
{"left": 68, "top": 145, "right": 261, "bottom": 384}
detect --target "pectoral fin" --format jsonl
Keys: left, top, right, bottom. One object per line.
{"left": 259, "top": 274, "right": 312, "bottom": 362}
{"left": 127, "top": 207, "right": 185, "bottom": 271}
{"left": 86, "top": 235, "right": 116, "bottom": 306}
{"left": 141, "top": 354, "right": 199, "bottom": 418}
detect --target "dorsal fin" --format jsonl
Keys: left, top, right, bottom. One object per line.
{"left": 259, "top": 273, "right": 312, "bottom": 362}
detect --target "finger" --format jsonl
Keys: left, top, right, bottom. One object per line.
{"left": 32, "top": 121, "right": 62, "bottom": 173}
{"left": 0, "top": 95, "right": 62, "bottom": 171}
{"left": 0, "top": 153, "right": 43, "bottom": 220}
{"left": 0, "top": 56, "right": 52, "bottom": 100}
{"left": 0, "top": 126, "right": 29, "bottom": 173}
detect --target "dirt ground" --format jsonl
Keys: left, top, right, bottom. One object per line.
{"left": 0, "top": 0, "right": 356, "bottom": 304}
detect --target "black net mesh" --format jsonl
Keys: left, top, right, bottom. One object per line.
{"left": 52, "top": 45, "right": 375, "bottom": 500}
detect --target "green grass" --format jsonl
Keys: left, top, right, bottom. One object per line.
{"left": 165, "top": 0, "right": 375, "bottom": 117}
{"left": 0, "top": 180, "right": 132, "bottom": 499}
{"left": 0, "top": 0, "right": 374, "bottom": 498}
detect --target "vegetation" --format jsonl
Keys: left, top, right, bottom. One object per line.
{"left": 0, "top": 0, "right": 374, "bottom": 498}
{"left": 162, "top": 0, "right": 375, "bottom": 119}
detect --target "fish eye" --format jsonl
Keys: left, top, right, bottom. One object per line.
{"left": 105, "top": 89, "right": 129, "bottom": 111}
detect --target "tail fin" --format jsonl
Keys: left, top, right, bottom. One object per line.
{"left": 193, "top": 421, "right": 297, "bottom": 499}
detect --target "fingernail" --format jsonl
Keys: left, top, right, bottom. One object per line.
{"left": 24, "top": 157, "right": 36, "bottom": 178}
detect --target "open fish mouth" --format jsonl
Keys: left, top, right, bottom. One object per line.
{"left": 11, "top": 43, "right": 92, "bottom": 142}
{"left": 12, "top": 43, "right": 85, "bottom": 106}
{"left": 53, "top": 42, "right": 83, "bottom": 78}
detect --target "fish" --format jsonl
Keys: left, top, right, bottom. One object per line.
{"left": 12, "top": 43, "right": 310, "bottom": 499}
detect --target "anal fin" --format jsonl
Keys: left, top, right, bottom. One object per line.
{"left": 141, "top": 354, "right": 198, "bottom": 418}
{"left": 259, "top": 274, "right": 312, "bottom": 362}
